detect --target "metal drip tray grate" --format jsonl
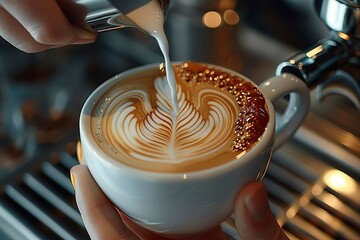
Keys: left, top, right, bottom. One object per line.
{"left": 0, "top": 147, "right": 89, "bottom": 240}
{"left": 267, "top": 145, "right": 360, "bottom": 240}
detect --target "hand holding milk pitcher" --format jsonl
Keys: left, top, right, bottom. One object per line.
{"left": 0, "top": 0, "right": 95, "bottom": 52}
{"left": 0, "top": 0, "right": 170, "bottom": 52}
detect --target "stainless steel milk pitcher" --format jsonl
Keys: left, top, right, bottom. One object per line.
{"left": 75, "top": 0, "right": 170, "bottom": 32}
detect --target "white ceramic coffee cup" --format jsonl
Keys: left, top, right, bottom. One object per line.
{"left": 79, "top": 62, "right": 309, "bottom": 236}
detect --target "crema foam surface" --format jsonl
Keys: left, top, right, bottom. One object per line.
{"left": 91, "top": 62, "right": 269, "bottom": 173}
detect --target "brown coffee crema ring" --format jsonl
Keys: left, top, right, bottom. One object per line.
{"left": 175, "top": 62, "right": 269, "bottom": 153}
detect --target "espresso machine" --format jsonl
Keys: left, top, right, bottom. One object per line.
{"left": 0, "top": 0, "right": 359, "bottom": 239}
{"left": 277, "top": 0, "right": 360, "bottom": 109}
{"left": 222, "top": 1, "right": 360, "bottom": 238}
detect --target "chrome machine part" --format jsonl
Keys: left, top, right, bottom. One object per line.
{"left": 316, "top": 0, "right": 360, "bottom": 38}
{"left": 276, "top": 33, "right": 353, "bottom": 87}
{"left": 75, "top": 0, "right": 170, "bottom": 32}
{"left": 277, "top": 0, "right": 360, "bottom": 109}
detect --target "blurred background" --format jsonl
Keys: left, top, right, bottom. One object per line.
{"left": 0, "top": 0, "right": 359, "bottom": 239}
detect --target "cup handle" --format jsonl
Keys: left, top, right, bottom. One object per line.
{"left": 259, "top": 73, "right": 310, "bottom": 151}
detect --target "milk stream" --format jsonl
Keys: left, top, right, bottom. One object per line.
{"left": 125, "top": 0, "right": 179, "bottom": 160}
{"left": 126, "top": 0, "right": 179, "bottom": 117}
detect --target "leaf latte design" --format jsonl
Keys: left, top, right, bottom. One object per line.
{"left": 98, "top": 76, "right": 238, "bottom": 166}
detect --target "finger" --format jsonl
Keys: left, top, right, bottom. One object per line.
{"left": 117, "top": 210, "right": 168, "bottom": 240}
{"left": 0, "top": 0, "right": 96, "bottom": 46}
{"left": 70, "top": 165, "right": 139, "bottom": 240}
{"left": 55, "top": 0, "right": 92, "bottom": 31}
{"left": 118, "top": 211, "right": 229, "bottom": 240}
{"left": 235, "top": 182, "right": 289, "bottom": 240}
{"left": 0, "top": 8, "right": 52, "bottom": 53}
{"left": 122, "top": 210, "right": 229, "bottom": 240}
{"left": 186, "top": 226, "right": 229, "bottom": 240}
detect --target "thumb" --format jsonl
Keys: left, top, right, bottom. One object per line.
{"left": 235, "top": 182, "right": 289, "bottom": 240}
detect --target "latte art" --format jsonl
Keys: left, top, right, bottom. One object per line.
{"left": 91, "top": 62, "right": 269, "bottom": 172}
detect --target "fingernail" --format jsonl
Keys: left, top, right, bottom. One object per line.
{"left": 244, "top": 184, "right": 270, "bottom": 222}
{"left": 70, "top": 170, "right": 76, "bottom": 189}
{"left": 72, "top": 38, "right": 96, "bottom": 45}
{"left": 76, "top": 141, "right": 83, "bottom": 164}
{"left": 72, "top": 26, "right": 97, "bottom": 44}
{"left": 48, "top": 45, "right": 66, "bottom": 50}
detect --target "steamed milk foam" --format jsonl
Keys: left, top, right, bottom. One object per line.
{"left": 91, "top": 62, "right": 269, "bottom": 173}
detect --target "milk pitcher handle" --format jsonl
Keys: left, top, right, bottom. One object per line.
{"left": 259, "top": 73, "right": 310, "bottom": 150}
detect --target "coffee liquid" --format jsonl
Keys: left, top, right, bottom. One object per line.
{"left": 91, "top": 62, "right": 269, "bottom": 173}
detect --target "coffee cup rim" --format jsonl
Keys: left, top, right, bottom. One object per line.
{"left": 80, "top": 62, "right": 275, "bottom": 180}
